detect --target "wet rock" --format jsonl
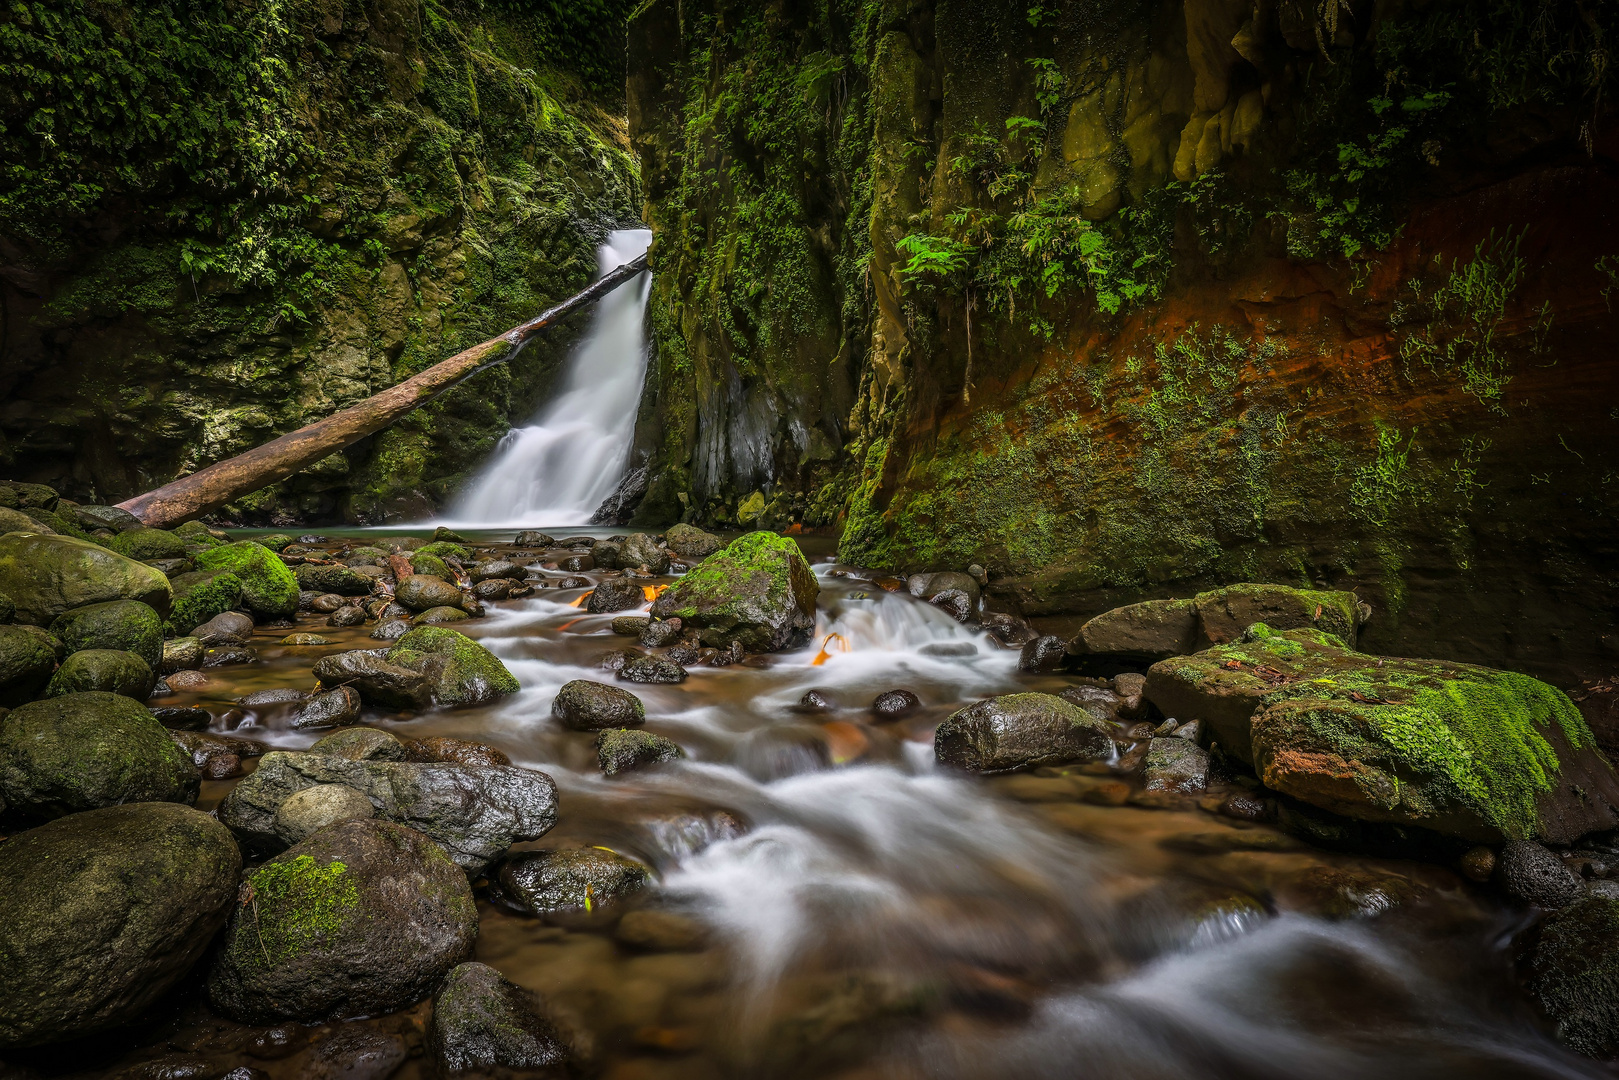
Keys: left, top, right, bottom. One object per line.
{"left": 615, "top": 909, "right": 708, "bottom": 952}
{"left": 556, "top": 575, "right": 590, "bottom": 589}
{"left": 513, "top": 531, "right": 554, "bottom": 547}
{"left": 0, "top": 624, "right": 63, "bottom": 706}
{"left": 619, "top": 654, "right": 687, "bottom": 684}
{"left": 309, "top": 727, "right": 405, "bottom": 761}
{"left": 587, "top": 577, "right": 644, "bottom": 613}
{"left": 206, "top": 819, "right": 477, "bottom": 1023}
{"left": 640, "top": 618, "right": 683, "bottom": 647}
{"left": 471, "top": 579, "right": 512, "bottom": 601}
{"left": 370, "top": 618, "right": 412, "bottom": 641}
{"left": 1192, "top": 583, "right": 1359, "bottom": 650}
{"left": 287, "top": 687, "right": 362, "bottom": 735}
{"left": 1526, "top": 896, "right": 1619, "bottom": 1057}
{"left": 219, "top": 752, "right": 557, "bottom": 870}
{"left": 406, "top": 736, "right": 511, "bottom": 767}
{"left": 194, "top": 542, "right": 298, "bottom": 620}
{"left": 327, "top": 605, "right": 367, "bottom": 627}
{"left": 1460, "top": 845, "right": 1497, "bottom": 882}
{"left": 158, "top": 637, "right": 204, "bottom": 675}
{"left": 798, "top": 688, "right": 836, "bottom": 711}
{"left": 0, "top": 803, "right": 240, "bottom": 1048}
{"left": 664, "top": 523, "right": 724, "bottom": 561}
{"left": 872, "top": 689, "right": 921, "bottom": 719}
{"left": 68, "top": 504, "right": 142, "bottom": 533}
{"left": 46, "top": 648, "right": 155, "bottom": 699}
{"left": 0, "top": 533, "right": 173, "bottom": 625}
{"left": 166, "top": 670, "right": 209, "bottom": 691}
{"left": 470, "top": 559, "right": 527, "bottom": 584}
{"left": 649, "top": 531, "right": 817, "bottom": 652}
{"left": 597, "top": 729, "right": 684, "bottom": 776}
{"left": 640, "top": 808, "right": 748, "bottom": 857}
{"left": 612, "top": 615, "right": 651, "bottom": 636}
{"left": 1142, "top": 738, "right": 1209, "bottom": 796}
{"left": 1219, "top": 789, "right": 1271, "bottom": 821}
{"left": 169, "top": 730, "right": 265, "bottom": 780}
{"left": 934, "top": 693, "right": 1113, "bottom": 774}
{"left": 194, "top": 610, "right": 255, "bottom": 645}
{"left": 907, "top": 571, "right": 981, "bottom": 615}
{"left": 553, "top": 680, "right": 645, "bottom": 730}
{"left": 279, "top": 633, "right": 332, "bottom": 646}
{"left": 1018, "top": 635, "right": 1068, "bottom": 672}
{"left": 395, "top": 574, "right": 464, "bottom": 612}
{"left": 107, "top": 528, "right": 187, "bottom": 562}
{"left": 459, "top": 595, "right": 485, "bottom": 618}
{"left": 1146, "top": 624, "right": 1619, "bottom": 842}
{"left": 150, "top": 705, "right": 211, "bottom": 730}
{"left": 1499, "top": 840, "right": 1585, "bottom": 908}
{"left": 237, "top": 688, "right": 310, "bottom": 708}
{"left": 558, "top": 554, "right": 595, "bottom": 573}
{"left": 315, "top": 629, "right": 516, "bottom": 711}
{"left": 413, "top": 605, "right": 471, "bottom": 625}
{"left": 430, "top": 962, "right": 566, "bottom": 1074}
{"left": 1113, "top": 672, "right": 1147, "bottom": 698}
{"left": 410, "top": 553, "right": 454, "bottom": 580}
{"left": 494, "top": 848, "right": 650, "bottom": 918}
{"left": 295, "top": 564, "right": 374, "bottom": 597}
{"left": 203, "top": 646, "right": 258, "bottom": 667}
{"left": 928, "top": 589, "right": 975, "bottom": 622}
{"left": 272, "top": 784, "right": 376, "bottom": 844}
{"left": 310, "top": 593, "right": 345, "bottom": 614}
{"left": 619, "top": 533, "right": 669, "bottom": 574}
{"left": 980, "top": 611, "right": 1038, "bottom": 648}
{"left": 1280, "top": 865, "right": 1418, "bottom": 920}
{"left": 50, "top": 599, "right": 163, "bottom": 669}
{"left": 301, "top": 1026, "right": 406, "bottom": 1080}
{"left": 168, "top": 570, "right": 243, "bottom": 635}
{"left": 145, "top": 557, "right": 195, "bottom": 578}
{"left": 1067, "top": 599, "right": 1199, "bottom": 666}
{"left": 1057, "top": 684, "right": 1124, "bottom": 726}
{"left": 0, "top": 505, "right": 51, "bottom": 536}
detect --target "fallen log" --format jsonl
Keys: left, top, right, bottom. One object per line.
{"left": 117, "top": 252, "right": 649, "bottom": 528}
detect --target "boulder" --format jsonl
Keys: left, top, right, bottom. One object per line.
{"left": 107, "top": 528, "right": 187, "bottom": 562}
{"left": 640, "top": 618, "right": 683, "bottom": 648}
{"left": 45, "top": 648, "right": 155, "bottom": 699}
{"left": 218, "top": 751, "right": 558, "bottom": 870}
{"left": 169, "top": 729, "right": 265, "bottom": 780}
{"left": 591, "top": 541, "right": 622, "bottom": 570}
{"left": 1018, "top": 636, "right": 1068, "bottom": 672}
{"left": 587, "top": 577, "right": 645, "bottom": 613}
{"left": 1498, "top": 839, "right": 1585, "bottom": 908}
{"left": 49, "top": 599, "right": 163, "bottom": 669}
{"left": 193, "top": 609, "right": 255, "bottom": 645}
{"left": 273, "top": 784, "right": 376, "bottom": 845}
{"left": 597, "top": 729, "right": 684, "bottom": 776}
{"left": 513, "top": 531, "right": 554, "bottom": 547}
{"left": 493, "top": 848, "right": 649, "bottom": 918}
{"left": 386, "top": 627, "right": 518, "bottom": 707}
{"left": 291, "top": 686, "right": 364, "bottom": 729}
{"left": 664, "top": 523, "right": 724, "bottom": 560}
{"left": 472, "top": 579, "right": 513, "bottom": 601}
{"left": 470, "top": 560, "right": 527, "bottom": 583}
{"left": 71, "top": 504, "right": 142, "bottom": 532}
{"left": 612, "top": 616, "right": 651, "bottom": 636}
{"left": 0, "top": 506, "right": 52, "bottom": 536}
{"left": 1525, "top": 896, "right": 1619, "bottom": 1057}
{"left": 0, "top": 624, "right": 62, "bottom": 707}
{"left": 160, "top": 637, "right": 204, "bottom": 673}
{"left": 1142, "top": 737, "right": 1210, "bottom": 796}
{"left": 907, "top": 571, "right": 981, "bottom": 614}
{"left": 649, "top": 531, "right": 817, "bottom": 652}
{"left": 0, "top": 533, "right": 173, "bottom": 625}
{"left": 412, "top": 605, "right": 470, "bottom": 625}
{"left": 934, "top": 692, "right": 1114, "bottom": 773}
{"left": 430, "top": 962, "right": 567, "bottom": 1074}
{"left": 295, "top": 564, "right": 374, "bottom": 597}
{"left": 309, "top": 727, "right": 406, "bottom": 761}
{"left": 619, "top": 654, "right": 687, "bottom": 684}
{"left": 1067, "top": 598, "right": 1198, "bottom": 665}
{"left": 558, "top": 554, "right": 594, "bottom": 573}
{"left": 371, "top": 618, "right": 412, "bottom": 641}
{"left": 395, "top": 574, "right": 465, "bottom": 612}
{"left": 0, "top": 803, "right": 240, "bottom": 1048}
{"left": 1191, "top": 583, "right": 1359, "bottom": 649}
{"left": 1144, "top": 624, "right": 1619, "bottom": 842}
{"left": 872, "top": 689, "right": 921, "bottom": 719}
{"left": 206, "top": 819, "right": 477, "bottom": 1023}
{"left": 167, "top": 570, "right": 244, "bottom": 635}
{"left": 619, "top": 533, "right": 669, "bottom": 574}
{"left": 312, "top": 650, "right": 432, "bottom": 710}
{"left": 407, "top": 736, "right": 511, "bottom": 767}
{"left": 409, "top": 552, "right": 454, "bottom": 580}
{"left": 0, "top": 692, "right": 197, "bottom": 816}
{"left": 194, "top": 542, "right": 297, "bottom": 620}
{"left": 553, "top": 680, "right": 645, "bottom": 730}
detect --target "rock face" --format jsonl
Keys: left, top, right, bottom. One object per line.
{"left": 195, "top": 543, "right": 298, "bottom": 619}
{"left": 49, "top": 600, "right": 164, "bottom": 669}
{"left": 0, "top": 624, "right": 62, "bottom": 706}
{"left": 1526, "top": 896, "right": 1619, "bottom": 1058}
{"left": 313, "top": 628, "right": 517, "bottom": 710}
{"left": 219, "top": 751, "right": 558, "bottom": 871}
{"left": 0, "top": 803, "right": 241, "bottom": 1048}
{"left": 430, "top": 962, "right": 567, "bottom": 1074}
{"left": 0, "top": 534, "right": 173, "bottom": 625}
{"left": 207, "top": 819, "right": 477, "bottom": 1024}
{"left": 934, "top": 693, "right": 1114, "bottom": 773}
{"left": 553, "top": 680, "right": 645, "bottom": 730}
{"left": 0, "top": 692, "right": 198, "bottom": 816}
{"left": 1145, "top": 625, "right": 1619, "bottom": 842}
{"left": 649, "top": 532, "right": 817, "bottom": 651}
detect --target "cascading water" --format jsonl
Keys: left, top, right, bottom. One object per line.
{"left": 446, "top": 228, "right": 653, "bottom": 526}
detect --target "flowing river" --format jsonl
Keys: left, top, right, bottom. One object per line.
{"left": 57, "top": 532, "right": 1601, "bottom": 1080}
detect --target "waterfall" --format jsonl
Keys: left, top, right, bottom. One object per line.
{"left": 445, "top": 228, "right": 653, "bottom": 527}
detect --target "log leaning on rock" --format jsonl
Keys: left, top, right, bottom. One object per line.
{"left": 117, "top": 253, "right": 650, "bottom": 529}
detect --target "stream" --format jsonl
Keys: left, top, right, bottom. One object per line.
{"left": 44, "top": 529, "right": 1602, "bottom": 1080}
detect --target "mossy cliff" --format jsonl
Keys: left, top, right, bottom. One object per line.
{"left": 1, "top": 0, "right": 639, "bottom": 522}
{"left": 625, "top": 0, "right": 1619, "bottom": 684}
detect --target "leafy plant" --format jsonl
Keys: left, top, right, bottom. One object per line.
{"left": 1350, "top": 423, "right": 1415, "bottom": 527}
{"left": 1397, "top": 230, "right": 1527, "bottom": 410}
{"left": 895, "top": 233, "right": 974, "bottom": 284}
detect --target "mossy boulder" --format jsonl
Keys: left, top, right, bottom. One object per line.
{"left": 49, "top": 600, "right": 163, "bottom": 669}
{"left": 256, "top": 533, "right": 294, "bottom": 552}
{"left": 416, "top": 541, "right": 470, "bottom": 561}
{"left": 430, "top": 962, "right": 567, "bottom": 1074}
{"left": 45, "top": 648, "right": 155, "bottom": 699}
{"left": 553, "top": 680, "right": 645, "bottom": 730}
{"left": 587, "top": 577, "right": 645, "bottom": 613}
{"left": 0, "top": 692, "right": 199, "bottom": 817}
{"left": 0, "top": 624, "right": 63, "bottom": 707}
{"left": 69, "top": 505, "right": 142, "bottom": 533}
{"left": 1526, "top": 896, "right": 1619, "bottom": 1057}
{"left": 312, "top": 650, "right": 433, "bottom": 710}
{"left": 194, "top": 542, "right": 297, "bottom": 620}
{"left": 1145, "top": 625, "right": 1619, "bottom": 842}
{"left": 206, "top": 819, "right": 477, "bottom": 1024}
{"left": 664, "top": 523, "right": 724, "bottom": 560}
{"left": 385, "top": 627, "right": 518, "bottom": 708}
{"left": 934, "top": 692, "right": 1115, "bottom": 773}
{"left": 409, "top": 552, "right": 454, "bottom": 580}
{"left": 167, "top": 570, "right": 245, "bottom": 635}
{"left": 0, "top": 533, "right": 172, "bottom": 625}
{"left": 108, "top": 528, "right": 188, "bottom": 562}
{"left": 295, "top": 563, "right": 374, "bottom": 597}
{"left": 0, "top": 506, "right": 51, "bottom": 536}
{"left": 597, "top": 728, "right": 684, "bottom": 776}
{"left": 1191, "top": 583, "right": 1359, "bottom": 649}
{"left": 1067, "top": 598, "right": 1199, "bottom": 665}
{"left": 0, "top": 803, "right": 240, "bottom": 1049}
{"left": 648, "top": 531, "right": 817, "bottom": 651}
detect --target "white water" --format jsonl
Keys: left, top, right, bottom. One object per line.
{"left": 445, "top": 228, "right": 653, "bottom": 527}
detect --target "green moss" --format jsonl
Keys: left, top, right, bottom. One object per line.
{"left": 166, "top": 571, "right": 244, "bottom": 636}
{"left": 256, "top": 534, "right": 294, "bottom": 553}
{"left": 49, "top": 600, "right": 163, "bottom": 669}
{"left": 387, "top": 626, "right": 518, "bottom": 705}
{"left": 108, "top": 528, "right": 187, "bottom": 561}
{"left": 234, "top": 854, "right": 359, "bottom": 969}
{"left": 410, "top": 553, "right": 454, "bottom": 579}
{"left": 194, "top": 542, "right": 297, "bottom": 619}
{"left": 659, "top": 532, "right": 804, "bottom": 620}
{"left": 415, "top": 542, "right": 469, "bottom": 562}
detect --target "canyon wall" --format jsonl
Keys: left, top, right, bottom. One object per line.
{"left": 626, "top": 0, "right": 1619, "bottom": 687}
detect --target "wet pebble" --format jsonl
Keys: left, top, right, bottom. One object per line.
{"left": 872, "top": 689, "right": 921, "bottom": 719}
{"left": 281, "top": 633, "right": 335, "bottom": 645}
{"left": 301, "top": 1027, "right": 406, "bottom": 1080}
{"left": 797, "top": 688, "right": 836, "bottom": 711}
{"left": 1498, "top": 839, "right": 1584, "bottom": 908}
{"left": 1018, "top": 635, "right": 1068, "bottom": 672}
{"left": 327, "top": 606, "right": 366, "bottom": 627}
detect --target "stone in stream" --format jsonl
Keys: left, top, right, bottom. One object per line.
{"left": 1497, "top": 840, "right": 1585, "bottom": 908}
{"left": 408, "top": 736, "right": 511, "bottom": 767}
{"left": 1144, "top": 623, "right": 1619, "bottom": 842}
{"left": 1018, "top": 635, "right": 1069, "bottom": 672}
{"left": 218, "top": 751, "right": 557, "bottom": 870}
{"left": 592, "top": 540, "right": 623, "bottom": 570}
{"left": 664, "top": 523, "right": 724, "bottom": 561}
{"left": 470, "top": 559, "right": 528, "bottom": 583}
{"left": 597, "top": 729, "right": 684, "bottom": 776}
{"left": 472, "top": 579, "right": 513, "bottom": 601}
{"left": 167, "top": 570, "right": 244, "bottom": 635}
{"left": 492, "top": 848, "right": 650, "bottom": 918}
{"left": 150, "top": 705, "right": 211, "bottom": 730}
{"left": 619, "top": 654, "right": 687, "bottom": 684}
{"left": 413, "top": 605, "right": 470, "bottom": 625}
{"left": 48, "top": 599, "right": 163, "bottom": 669}
{"left": 588, "top": 576, "right": 645, "bottom": 613}
{"left": 558, "top": 554, "right": 595, "bottom": 573}
{"left": 193, "top": 609, "right": 255, "bottom": 645}
{"left": 410, "top": 552, "right": 454, "bottom": 580}
{"left": 1525, "top": 896, "right": 1619, "bottom": 1057}
{"left": 327, "top": 605, "right": 366, "bottom": 627}
{"left": 553, "top": 679, "right": 645, "bottom": 730}
{"left": 1141, "top": 737, "right": 1210, "bottom": 796}
{"left": 206, "top": 819, "right": 477, "bottom": 1024}
{"left": 301, "top": 1025, "right": 407, "bottom": 1080}
{"left": 798, "top": 688, "right": 836, "bottom": 711}
{"left": 313, "top": 628, "right": 517, "bottom": 710}
{"left": 203, "top": 645, "right": 258, "bottom": 667}
{"left": 295, "top": 563, "right": 374, "bottom": 596}
{"left": 513, "top": 531, "right": 554, "bottom": 547}
{"left": 281, "top": 632, "right": 336, "bottom": 645}
{"left": 0, "top": 624, "right": 63, "bottom": 707}
{"left": 612, "top": 615, "right": 651, "bottom": 636}
{"left": 170, "top": 729, "right": 268, "bottom": 780}
{"left": 107, "top": 527, "right": 187, "bottom": 561}
{"left": 619, "top": 533, "right": 669, "bottom": 574}
{"left": 395, "top": 574, "right": 465, "bottom": 612}
{"left": 0, "top": 533, "right": 173, "bottom": 625}
{"left": 291, "top": 686, "right": 364, "bottom": 730}
{"left": 1067, "top": 598, "right": 1199, "bottom": 666}
{"left": 872, "top": 689, "right": 921, "bottom": 719}
{"left": 194, "top": 541, "right": 298, "bottom": 620}
{"left": 272, "top": 784, "right": 377, "bottom": 844}
{"left": 430, "top": 962, "right": 568, "bottom": 1074}
{"left": 310, "top": 726, "right": 406, "bottom": 761}
{"left": 556, "top": 575, "right": 590, "bottom": 589}
{"left": 45, "top": 648, "right": 156, "bottom": 699}
{"left": 0, "top": 803, "right": 241, "bottom": 1048}
{"left": 650, "top": 531, "right": 817, "bottom": 652}
{"left": 640, "top": 618, "right": 683, "bottom": 648}
{"left": 158, "top": 637, "right": 204, "bottom": 675}
{"left": 934, "top": 692, "right": 1114, "bottom": 774}
{"left": 371, "top": 618, "right": 412, "bottom": 641}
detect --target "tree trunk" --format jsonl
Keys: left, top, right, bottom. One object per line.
{"left": 117, "top": 253, "right": 648, "bottom": 528}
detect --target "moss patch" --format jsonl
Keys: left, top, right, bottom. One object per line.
{"left": 194, "top": 542, "right": 296, "bottom": 619}
{"left": 108, "top": 528, "right": 187, "bottom": 561}
{"left": 167, "top": 571, "right": 244, "bottom": 636}
{"left": 235, "top": 854, "right": 359, "bottom": 969}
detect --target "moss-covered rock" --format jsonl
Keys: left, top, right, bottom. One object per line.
{"left": 664, "top": 523, "right": 724, "bottom": 560}
{"left": 416, "top": 542, "right": 470, "bottom": 562}
{"left": 0, "top": 802, "right": 240, "bottom": 1049}
{"left": 0, "top": 625, "right": 63, "bottom": 707}
{"left": 256, "top": 533, "right": 294, "bottom": 553}
{"left": 0, "top": 692, "right": 198, "bottom": 817}
{"left": 396, "top": 574, "right": 465, "bottom": 612}
{"left": 295, "top": 563, "right": 374, "bottom": 597}
{"left": 108, "top": 528, "right": 187, "bottom": 562}
{"left": 49, "top": 600, "right": 163, "bottom": 669}
{"left": 1527, "top": 896, "right": 1619, "bottom": 1057}
{"left": 596, "top": 728, "right": 684, "bottom": 776}
{"left": 386, "top": 626, "right": 518, "bottom": 707}
{"left": 1145, "top": 625, "right": 1619, "bottom": 841}
{"left": 1191, "top": 584, "right": 1360, "bottom": 650}
{"left": 934, "top": 692, "right": 1115, "bottom": 773}
{"left": 0, "top": 506, "right": 51, "bottom": 536}
{"left": 194, "top": 542, "right": 297, "bottom": 620}
{"left": 0, "top": 533, "right": 172, "bottom": 625}
{"left": 409, "top": 552, "right": 454, "bottom": 580}
{"left": 45, "top": 649, "right": 155, "bottom": 700}
{"left": 166, "top": 570, "right": 244, "bottom": 635}
{"left": 648, "top": 531, "right": 817, "bottom": 651}
{"left": 206, "top": 819, "right": 477, "bottom": 1024}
